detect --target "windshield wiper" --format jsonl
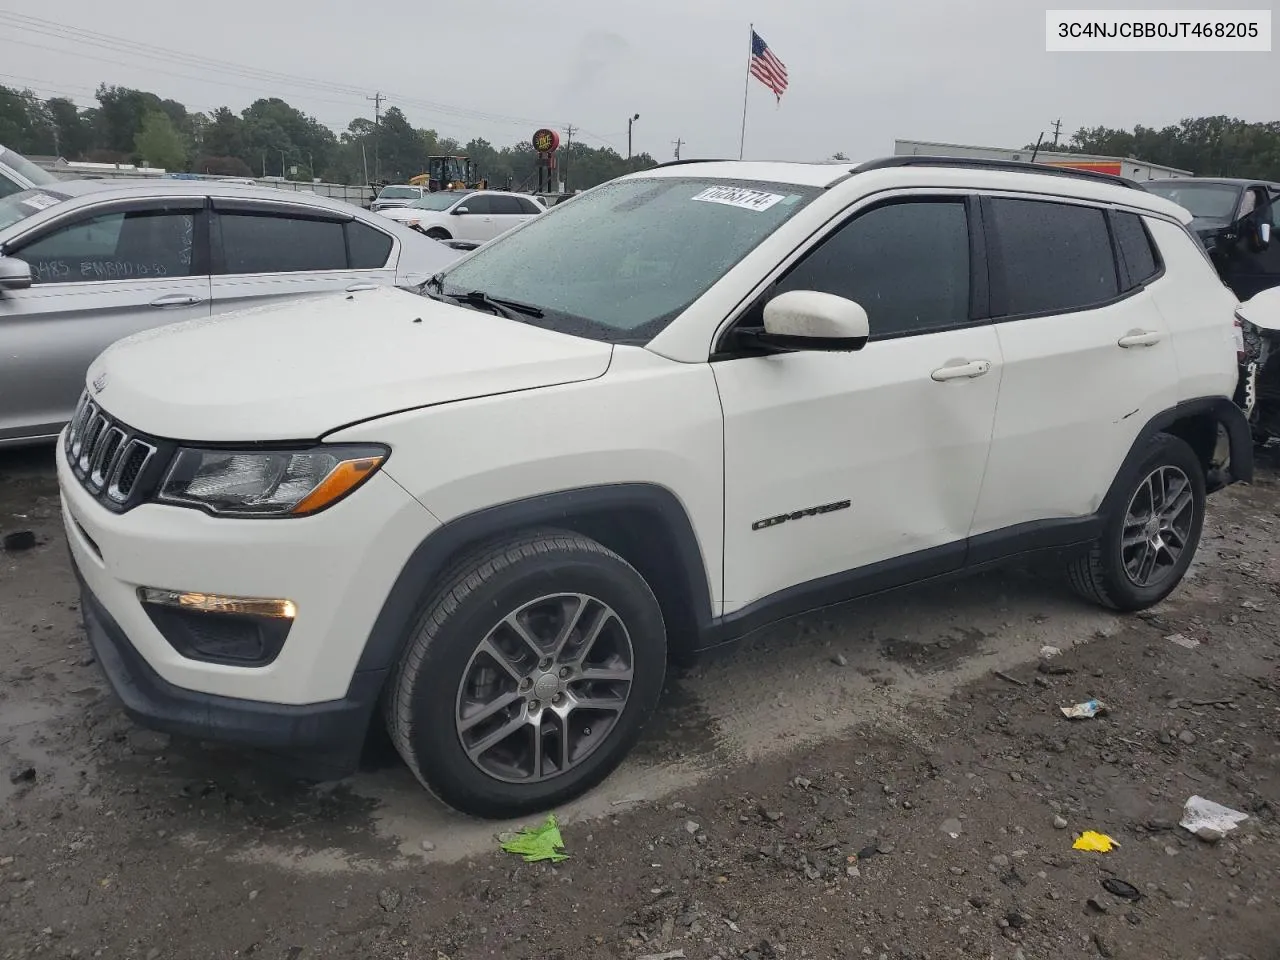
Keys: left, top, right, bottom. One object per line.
{"left": 451, "top": 289, "right": 545, "bottom": 319}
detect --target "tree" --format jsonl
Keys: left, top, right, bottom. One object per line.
{"left": 45, "top": 97, "right": 92, "bottom": 159}
{"left": 192, "top": 155, "right": 254, "bottom": 177}
{"left": 134, "top": 111, "right": 187, "bottom": 170}
{"left": 95, "top": 84, "right": 165, "bottom": 154}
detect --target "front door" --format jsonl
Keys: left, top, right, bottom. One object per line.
{"left": 713, "top": 196, "right": 1001, "bottom": 614}
{"left": 450, "top": 195, "right": 500, "bottom": 243}
{"left": 0, "top": 199, "right": 209, "bottom": 442}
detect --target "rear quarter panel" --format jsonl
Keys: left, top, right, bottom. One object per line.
{"left": 1145, "top": 217, "right": 1239, "bottom": 402}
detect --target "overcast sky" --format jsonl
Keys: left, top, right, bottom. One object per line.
{"left": 1, "top": 0, "right": 1275, "bottom": 162}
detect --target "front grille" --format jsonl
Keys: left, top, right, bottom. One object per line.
{"left": 65, "top": 393, "right": 162, "bottom": 509}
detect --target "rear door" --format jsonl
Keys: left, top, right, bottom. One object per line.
{"left": 488, "top": 195, "right": 535, "bottom": 237}
{"left": 969, "top": 195, "right": 1180, "bottom": 545}
{"left": 208, "top": 198, "right": 397, "bottom": 312}
{"left": 0, "top": 197, "right": 209, "bottom": 442}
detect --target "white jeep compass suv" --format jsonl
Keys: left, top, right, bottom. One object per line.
{"left": 59, "top": 157, "right": 1252, "bottom": 818}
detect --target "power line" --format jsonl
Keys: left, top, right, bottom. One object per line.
{"left": 0, "top": 11, "right": 572, "bottom": 133}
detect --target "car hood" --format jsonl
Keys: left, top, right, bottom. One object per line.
{"left": 87, "top": 287, "right": 613, "bottom": 442}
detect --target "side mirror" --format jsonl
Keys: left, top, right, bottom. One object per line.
{"left": 747, "top": 290, "right": 870, "bottom": 352}
{"left": 0, "top": 256, "right": 33, "bottom": 291}
{"left": 452, "top": 206, "right": 469, "bottom": 216}
{"left": 1259, "top": 221, "right": 1272, "bottom": 250}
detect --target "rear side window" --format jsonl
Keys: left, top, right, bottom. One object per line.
{"left": 773, "top": 199, "right": 971, "bottom": 338}
{"left": 346, "top": 220, "right": 393, "bottom": 269}
{"left": 518, "top": 197, "right": 543, "bottom": 215}
{"left": 1111, "top": 212, "right": 1160, "bottom": 288}
{"left": 217, "top": 212, "right": 346, "bottom": 274}
{"left": 987, "top": 198, "right": 1118, "bottom": 316}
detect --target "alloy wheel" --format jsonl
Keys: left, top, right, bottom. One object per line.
{"left": 1121, "top": 464, "right": 1195, "bottom": 588}
{"left": 454, "top": 593, "right": 635, "bottom": 783}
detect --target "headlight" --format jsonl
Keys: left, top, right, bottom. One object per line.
{"left": 157, "top": 445, "right": 387, "bottom": 517}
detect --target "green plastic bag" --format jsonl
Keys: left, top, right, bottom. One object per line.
{"left": 500, "top": 814, "right": 569, "bottom": 863}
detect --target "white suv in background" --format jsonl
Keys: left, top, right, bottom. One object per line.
{"left": 59, "top": 157, "right": 1250, "bottom": 819}
{"left": 375, "top": 189, "right": 544, "bottom": 243}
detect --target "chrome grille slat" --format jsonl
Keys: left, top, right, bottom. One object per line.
{"left": 63, "top": 390, "right": 161, "bottom": 508}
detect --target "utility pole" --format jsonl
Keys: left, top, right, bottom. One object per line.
{"left": 627, "top": 113, "right": 640, "bottom": 160}
{"left": 672, "top": 138, "right": 683, "bottom": 161}
{"left": 367, "top": 91, "right": 386, "bottom": 182}
{"left": 1051, "top": 118, "right": 1063, "bottom": 149}
{"left": 563, "top": 125, "right": 576, "bottom": 192}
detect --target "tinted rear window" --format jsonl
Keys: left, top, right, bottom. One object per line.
{"left": 988, "top": 198, "right": 1118, "bottom": 316}
{"left": 218, "top": 212, "right": 347, "bottom": 274}
{"left": 346, "top": 220, "right": 393, "bottom": 268}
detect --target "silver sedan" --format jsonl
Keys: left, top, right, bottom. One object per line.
{"left": 0, "top": 179, "right": 462, "bottom": 447}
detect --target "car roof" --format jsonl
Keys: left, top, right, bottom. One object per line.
{"left": 621, "top": 157, "right": 1194, "bottom": 222}
{"left": 21, "top": 178, "right": 371, "bottom": 214}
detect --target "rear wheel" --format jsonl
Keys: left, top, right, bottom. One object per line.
{"left": 1067, "top": 433, "right": 1205, "bottom": 611}
{"left": 384, "top": 530, "right": 666, "bottom": 818}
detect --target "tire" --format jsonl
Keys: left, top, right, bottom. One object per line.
{"left": 384, "top": 530, "right": 667, "bottom": 818}
{"left": 424, "top": 227, "right": 451, "bottom": 241}
{"left": 1067, "top": 432, "right": 1206, "bottom": 612}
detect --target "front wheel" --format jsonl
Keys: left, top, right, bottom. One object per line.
{"left": 424, "top": 227, "right": 451, "bottom": 241}
{"left": 1067, "top": 433, "right": 1206, "bottom": 611}
{"left": 384, "top": 530, "right": 667, "bottom": 818}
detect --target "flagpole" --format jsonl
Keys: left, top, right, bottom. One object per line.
{"left": 738, "top": 23, "right": 752, "bottom": 160}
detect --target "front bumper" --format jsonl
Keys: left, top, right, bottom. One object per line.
{"left": 75, "top": 558, "right": 378, "bottom": 779}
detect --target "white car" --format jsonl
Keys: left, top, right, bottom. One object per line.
{"left": 59, "top": 157, "right": 1251, "bottom": 819}
{"left": 376, "top": 190, "right": 544, "bottom": 244}
{"left": 369, "top": 184, "right": 428, "bottom": 213}
{"left": 0, "top": 144, "right": 61, "bottom": 198}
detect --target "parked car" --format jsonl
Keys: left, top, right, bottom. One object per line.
{"left": 0, "top": 179, "right": 461, "bottom": 446}
{"left": 59, "top": 157, "right": 1249, "bottom": 818}
{"left": 370, "top": 184, "right": 428, "bottom": 213}
{"left": 0, "top": 144, "right": 60, "bottom": 198}
{"left": 375, "top": 189, "right": 544, "bottom": 244}
{"left": 1143, "top": 177, "right": 1279, "bottom": 301}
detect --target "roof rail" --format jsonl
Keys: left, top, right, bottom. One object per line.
{"left": 854, "top": 156, "right": 1146, "bottom": 191}
{"left": 651, "top": 158, "right": 736, "bottom": 168}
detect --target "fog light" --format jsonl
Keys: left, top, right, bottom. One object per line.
{"left": 138, "top": 588, "right": 296, "bottom": 619}
{"left": 137, "top": 588, "right": 295, "bottom": 666}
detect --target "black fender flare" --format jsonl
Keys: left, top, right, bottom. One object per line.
{"left": 349, "top": 482, "right": 717, "bottom": 685}
{"left": 1098, "top": 396, "right": 1253, "bottom": 519}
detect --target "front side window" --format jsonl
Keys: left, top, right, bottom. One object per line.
{"left": 987, "top": 198, "right": 1118, "bottom": 316}
{"left": 14, "top": 207, "right": 196, "bottom": 284}
{"left": 770, "top": 199, "right": 971, "bottom": 338}
{"left": 217, "top": 212, "right": 346, "bottom": 274}
{"left": 436, "top": 176, "right": 820, "bottom": 343}
{"left": 457, "top": 195, "right": 491, "bottom": 215}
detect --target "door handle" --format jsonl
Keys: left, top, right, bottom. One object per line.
{"left": 1117, "top": 330, "right": 1163, "bottom": 348}
{"left": 931, "top": 359, "right": 991, "bottom": 382}
{"left": 148, "top": 295, "right": 203, "bottom": 308}
{"left": 345, "top": 283, "right": 378, "bottom": 292}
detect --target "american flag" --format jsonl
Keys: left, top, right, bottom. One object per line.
{"left": 750, "top": 30, "right": 788, "bottom": 102}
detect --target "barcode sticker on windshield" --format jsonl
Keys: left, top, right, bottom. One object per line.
{"left": 23, "top": 193, "right": 60, "bottom": 211}
{"left": 691, "top": 186, "right": 785, "bottom": 212}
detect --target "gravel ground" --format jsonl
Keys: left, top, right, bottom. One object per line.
{"left": 1, "top": 446, "right": 1277, "bottom": 960}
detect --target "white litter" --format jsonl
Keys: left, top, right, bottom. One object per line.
{"left": 1165, "top": 633, "right": 1200, "bottom": 650}
{"left": 1179, "top": 795, "right": 1249, "bottom": 842}
{"left": 1039, "top": 645, "right": 1063, "bottom": 659}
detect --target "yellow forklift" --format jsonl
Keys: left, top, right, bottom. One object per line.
{"left": 409, "top": 156, "right": 488, "bottom": 192}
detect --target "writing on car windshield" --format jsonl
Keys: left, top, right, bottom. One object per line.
{"left": 435, "top": 176, "right": 819, "bottom": 344}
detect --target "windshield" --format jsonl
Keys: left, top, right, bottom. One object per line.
{"left": 0, "top": 147, "right": 57, "bottom": 187}
{"left": 410, "top": 192, "right": 470, "bottom": 211}
{"left": 0, "top": 188, "right": 70, "bottom": 232}
{"left": 378, "top": 186, "right": 420, "bottom": 200}
{"left": 1145, "top": 182, "right": 1243, "bottom": 220}
{"left": 435, "top": 177, "right": 820, "bottom": 344}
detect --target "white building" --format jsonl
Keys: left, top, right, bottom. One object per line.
{"left": 894, "top": 139, "right": 1193, "bottom": 181}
